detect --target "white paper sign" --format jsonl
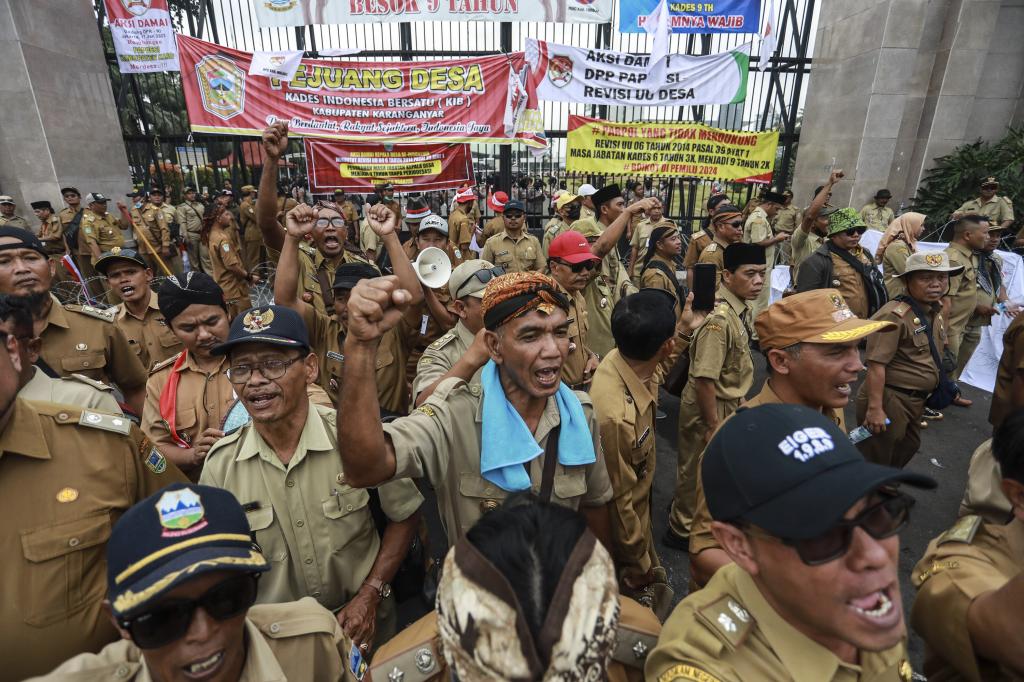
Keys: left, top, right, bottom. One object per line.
{"left": 249, "top": 50, "right": 305, "bottom": 81}
{"left": 105, "top": 0, "right": 180, "bottom": 73}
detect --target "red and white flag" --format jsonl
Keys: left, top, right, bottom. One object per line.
{"left": 759, "top": 0, "right": 778, "bottom": 71}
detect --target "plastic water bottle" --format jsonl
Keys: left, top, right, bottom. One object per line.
{"left": 849, "top": 420, "right": 890, "bottom": 444}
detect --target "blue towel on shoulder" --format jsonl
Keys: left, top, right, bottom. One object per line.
{"left": 479, "top": 360, "right": 596, "bottom": 492}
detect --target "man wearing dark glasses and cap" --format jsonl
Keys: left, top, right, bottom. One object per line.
{"left": 29, "top": 483, "right": 351, "bottom": 681}
{"left": 647, "top": 404, "right": 935, "bottom": 682}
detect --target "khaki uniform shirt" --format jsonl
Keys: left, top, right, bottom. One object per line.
{"left": 957, "top": 195, "right": 1014, "bottom": 225}
{"left": 827, "top": 246, "right": 872, "bottom": 319}
{"left": 882, "top": 240, "right": 912, "bottom": 299}
{"left": 482, "top": 215, "right": 504, "bottom": 243}
{"left": 744, "top": 206, "right": 776, "bottom": 268}
{"left": 911, "top": 516, "right": 1024, "bottom": 682}
{"left": 646, "top": 562, "right": 911, "bottom": 682}
{"left": 140, "top": 204, "right": 171, "bottom": 249}
{"left": 175, "top": 200, "right": 205, "bottom": 238}
{"left": 239, "top": 196, "right": 258, "bottom": 241}
{"left": 0, "top": 214, "right": 30, "bottom": 230}
{"left": 772, "top": 205, "right": 799, "bottom": 233}
{"left": 555, "top": 280, "right": 592, "bottom": 389}
{"left": 580, "top": 203, "right": 596, "bottom": 221}
{"left": 683, "top": 229, "right": 713, "bottom": 271}
{"left": 28, "top": 600, "right": 349, "bottom": 682}
{"left": 79, "top": 209, "right": 124, "bottom": 255}
{"left": 58, "top": 206, "right": 81, "bottom": 232}
{"left": 19, "top": 369, "right": 122, "bottom": 414}
{"left": 542, "top": 216, "right": 571, "bottom": 256}
{"left": 38, "top": 294, "right": 148, "bottom": 390}
{"left": 301, "top": 304, "right": 412, "bottom": 412}
{"left": 383, "top": 378, "right": 613, "bottom": 546}
{"left": 208, "top": 226, "right": 250, "bottom": 302}
{"left": 200, "top": 403, "right": 422, "bottom": 611}
{"left": 369, "top": 597, "right": 660, "bottom": 682}
{"left": 0, "top": 398, "right": 185, "bottom": 682}
{"left": 113, "top": 291, "right": 184, "bottom": 371}
{"left": 37, "top": 215, "right": 64, "bottom": 253}
{"left": 631, "top": 218, "right": 677, "bottom": 272}
{"left": 945, "top": 241, "right": 979, "bottom": 338}
{"left": 683, "top": 287, "right": 754, "bottom": 402}
{"left": 481, "top": 230, "right": 544, "bottom": 273}
{"left": 989, "top": 312, "right": 1024, "bottom": 430}
{"left": 866, "top": 299, "right": 943, "bottom": 392}
{"left": 585, "top": 251, "right": 637, "bottom": 359}
{"left": 142, "top": 352, "right": 236, "bottom": 460}
{"left": 689, "top": 382, "right": 846, "bottom": 559}
{"left": 860, "top": 203, "right": 895, "bottom": 231}
{"left": 640, "top": 254, "right": 682, "bottom": 318}
{"left": 790, "top": 226, "right": 824, "bottom": 272}
{"left": 449, "top": 206, "right": 475, "bottom": 250}
{"left": 412, "top": 320, "right": 479, "bottom": 400}
{"left": 697, "top": 238, "right": 730, "bottom": 283}
{"left": 359, "top": 218, "right": 380, "bottom": 256}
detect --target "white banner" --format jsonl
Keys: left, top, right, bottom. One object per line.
{"left": 253, "top": 0, "right": 612, "bottom": 27}
{"left": 525, "top": 39, "right": 750, "bottom": 107}
{"left": 104, "top": 0, "right": 179, "bottom": 73}
{"left": 249, "top": 50, "right": 304, "bottom": 80}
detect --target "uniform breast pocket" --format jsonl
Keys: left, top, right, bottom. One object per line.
{"left": 374, "top": 342, "right": 395, "bottom": 371}
{"left": 60, "top": 350, "right": 106, "bottom": 374}
{"left": 322, "top": 488, "right": 372, "bottom": 553}
{"left": 245, "top": 505, "right": 288, "bottom": 563}
{"left": 494, "top": 252, "right": 514, "bottom": 269}
{"left": 552, "top": 467, "right": 588, "bottom": 503}
{"left": 19, "top": 512, "right": 111, "bottom": 626}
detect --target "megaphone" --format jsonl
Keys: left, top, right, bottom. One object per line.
{"left": 413, "top": 247, "right": 452, "bottom": 289}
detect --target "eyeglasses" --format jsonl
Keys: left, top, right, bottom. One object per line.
{"left": 455, "top": 265, "right": 505, "bottom": 298}
{"left": 553, "top": 259, "right": 597, "bottom": 273}
{"left": 841, "top": 227, "right": 868, "bottom": 237}
{"left": 749, "top": 491, "right": 914, "bottom": 566}
{"left": 119, "top": 573, "right": 259, "bottom": 649}
{"left": 225, "top": 356, "right": 303, "bottom": 384}
{"left": 726, "top": 221, "right": 744, "bottom": 228}
{"left": 315, "top": 217, "right": 346, "bottom": 228}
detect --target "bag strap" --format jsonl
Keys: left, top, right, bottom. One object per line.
{"left": 316, "top": 265, "right": 336, "bottom": 308}
{"left": 897, "top": 295, "right": 946, "bottom": 380}
{"left": 643, "top": 258, "right": 683, "bottom": 301}
{"left": 539, "top": 424, "right": 561, "bottom": 503}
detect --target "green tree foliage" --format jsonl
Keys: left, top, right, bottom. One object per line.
{"left": 912, "top": 128, "right": 1024, "bottom": 236}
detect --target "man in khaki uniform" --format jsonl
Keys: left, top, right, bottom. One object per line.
{"left": 666, "top": 244, "right": 763, "bottom": 550}
{"left": 989, "top": 295, "right": 1024, "bottom": 431}
{"left": 31, "top": 200, "right": 69, "bottom": 285}
{"left": 628, "top": 199, "right": 676, "bottom": 279}
{"left": 772, "top": 189, "right": 799, "bottom": 266}
{"left": 577, "top": 182, "right": 598, "bottom": 221}
{"left": 688, "top": 290, "right": 895, "bottom": 587}
{"left": 336, "top": 270, "right": 614, "bottom": 548}
{"left": 138, "top": 187, "right": 181, "bottom": 274}
{"left": 912, "top": 411, "right": 1024, "bottom": 682}
{"left": 857, "top": 251, "right": 959, "bottom": 468}
{"left": 697, "top": 205, "right": 745, "bottom": 284}
{"left": 796, "top": 208, "right": 875, "bottom": 319}
{"left": 78, "top": 194, "right": 125, "bottom": 293}
{"left": 0, "top": 325, "right": 185, "bottom": 681}
{"left": 860, "top": 188, "right": 895, "bottom": 231}
{"left": 449, "top": 187, "right": 477, "bottom": 256}
{"left": 96, "top": 248, "right": 183, "bottom": 370}
{"left": 481, "top": 190, "right": 508, "bottom": 244}
{"left": 275, "top": 203, "right": 421, "bottom": 411}
{"left": 944, "top": 215, "right": 989, "bottom": 387}
{"left": 743, "top": 190, "right": 789, "bottom": 321}
{"left": 237, "top": 184, "right": 260, "bottom": 271}
{"left": 201, "top": 305, "right": 423, "bottom": 652}
{"left": 648, "top": 405, "right": 933, "bottom": 682}
{"left": 0, "top": 226, "right": 148, "bottom": 414}
{"left": 542, "top": 192, "right": 580, "bottom": 256}
{"left": 547, "top": 230, "right": 601, "bottom": 389}
{"left": 29, "top": 483, "right": 353, "bottom": 682}
{"left": 0, "top": 195, "right": 29, "bottom": 230}
{"left": 958, "top": 222, "right": 1009, "bottom": 377}
{"left": 176, "top": 185, "right": 208, "bottom": 273}
{"left": 953, "top": 177, "right": 1015, "bottom": 233}
{"left": 577, "top": 209, "right": 641, "bottom": 359}
{"left": 481, "top": 199, "right": 544, "bottom": 272}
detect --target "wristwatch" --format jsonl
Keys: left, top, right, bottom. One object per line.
{"left": 363, "top": 576, "right": 392, "bottom": 601}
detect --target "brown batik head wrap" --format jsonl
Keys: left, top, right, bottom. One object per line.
{"left": 436, "top": 530, "right": 619, "bottom": 681}
{"left": 481, "top": 271, "right": 570, "bottom": 331}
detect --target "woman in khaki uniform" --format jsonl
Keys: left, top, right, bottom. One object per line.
{"left": 639, "top": 224, "right": 684, "bottom": 319}
{"left": 876, "top": 211, "right": 926, "bottom": 299}
{"left": 204, "top": 204, "right": 256, "bottom": 320}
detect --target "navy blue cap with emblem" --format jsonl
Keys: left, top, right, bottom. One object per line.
{"left": 211, "top": 304, "right": 310, "bottom": 356}
{"left": 107, "top": 483, "right": 268, "bottom": 617}
{"left": 95, "top": 247, "right": 149, "bottom": 275}
{"left": 702, "top": 404, "right": 936, "bottom": 540}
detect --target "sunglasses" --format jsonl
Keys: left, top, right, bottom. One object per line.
{"left": 119, "top": 573, "right": 259, "bottom": 649}
{"left": 725, "top": 221, "right": 744, "bottom": 229}
{"left": 455, "top": 265, "right": 505, "bottom": 298}
{"left": 749, "top": 491, "right": 913, "bottom": 566}
{"left": 553, "top": 259, "right": 597, "bottom": 273}
{"left": 841, "top": 227, "right": 868, "bottom": 237}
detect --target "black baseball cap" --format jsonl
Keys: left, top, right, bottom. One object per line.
{"left": 763, "top": 190, "right": 787, "bottom": 204}
{"left": 95, "top": 247, "right": 149, "bottom": 275}
{"left": 0, "top": 226, "right": 47, "bottom": 256}
{"left": 333, "top": 262, "right": 380, "bottom": 291}
{"left": 702, "top": 404, "right": 935, "bottom": 540}
{"left": 503, "top": 199, "right": 526, "bottom": 213}
{"left": 107, "top": 483, "right": 269, "bottom": 617}
{"left": 212, "top": 305, "right": 310, "bottom": 356}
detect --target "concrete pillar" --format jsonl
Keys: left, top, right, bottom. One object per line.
{"left": 0, "top": 0, "right": 131, "bottom": 219}
{"left": 792, "top": 0, "right": 1024, "bottom": 214}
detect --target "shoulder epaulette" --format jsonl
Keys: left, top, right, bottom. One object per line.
{"left": 695, "top": 594, "right": 755, "bottom": 650}
{"left": 612, "top": 598, "right": 661, "bottom": 669}
{"left": 417, "top": 377, "right": 469, "bottom": 416}
{"left": 892, "top": 302, "right": 912, "bottom": 317}
{"left": 705, "top": 242, "right": 719, "bottom": 252}
{"left": 65, "top": 303, "right": 115, "bottom": 322}
{"left": 428, "top": 332, "right": 456, "bottom": 350}
{"left": 150, "top": 351, "right": 183, "bottom": 375}
{"left": 77, "top": 409, "right": 132, "bottom": 435}
{"left": 64, "top": 373, "right": 115, "bottom": 392}
{"left": 937, "top": 515, "right": 982, "bottom": 546}
{"left": 250, "top": 597, "right": 339, "bottom": 638}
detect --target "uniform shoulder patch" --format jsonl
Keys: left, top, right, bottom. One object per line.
{"left": 892, "top": 302, "right": 912, "bottom": 317}
{"left": 250, "top": 597, "right": 338, "bottom": 638}
{"left": 150, "top": 351, "right": 183, "bottom": 375}
{"left": 657, "top": 664, "right": 725, "bottom": 682}
{"left": 144, "top": 445, "right": 168, "bottom": 474}
{"left": 937, "top": 515, "right": 982, "bottom": 546}
{"left": 65, "top": 303, "right": 115, "bottom": 322}
{"left": 428, "top": 332, "right": 456, "bottom": 350}
{"left": 78, "top": 409, "right": 132, "bottom": 435}
{"left": 695, "top": 594, "right": 754, "bottom": 650}
{"left": 705, "top": 243, "right": 718, "bottom": 252}
{"left": 65, "top": 373, "right": 115, "bottom": 391}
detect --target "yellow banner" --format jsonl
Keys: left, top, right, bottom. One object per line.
{"left": 566, "top": 115, "right": 779, "bottom": 183}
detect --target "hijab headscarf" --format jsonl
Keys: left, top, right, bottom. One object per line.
{"left": 875, "top": 212, "right": 926, "bottom": 261}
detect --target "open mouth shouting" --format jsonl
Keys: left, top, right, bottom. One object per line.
{"left": 244, "top": 389, "right": 279, "bottom": 413}
{"left": 534, "top": 365, "right": 560, "bottom": 390}
{"left": 847, "top": 583, "right": 900, "bottom": 629}
{"left": 182, "top": 650, "right": 225, "bottom": 679}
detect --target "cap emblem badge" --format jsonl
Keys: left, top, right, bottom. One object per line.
{"left": 242, "top": 308, "right": 275, "bottom": 334}
{"left": 925, "top": 253, "right": 943, "bottom": 266}
{"left": 156, "top": 488, "right": 207, "bottom": 537}
{"left": 778, "top": 427, "right": 834, "bottom": 463}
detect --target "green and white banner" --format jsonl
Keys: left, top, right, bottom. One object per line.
{"left": 525, "top": 39, "right": 750, "bottom": 107}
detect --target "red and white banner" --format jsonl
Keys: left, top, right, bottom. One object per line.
{"left": 105, "top": 0, "right": 180, "bottom": 73}
{"left": 176, "top": 35, "right": 545, "bottom": 148}
{"left": 304, "top": 140, "right": 474, "bottom": 193}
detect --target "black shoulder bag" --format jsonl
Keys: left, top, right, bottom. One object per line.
{"left": 896, "top": 296, "right": 958, "bottom": 409}
{"left": 64, "top": 209, "right": 84, "bottom": 251}
{"left": 828, "top": 242, "right": 889, "bottom": 316}
{"left": 642, "top": 258, "right": 685, "bottom": 303}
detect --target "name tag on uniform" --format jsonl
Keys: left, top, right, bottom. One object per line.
{"left": 637, "top": 427, "right": 651, "bottom": 448}
{"left": 913, "top": 325, "right": 927, "bottom": 335}
{"left": 326, "top": 351, "right": 345, "bottom": 362}
{"left": 420, "top": 314, "right": 430, "bottom": 335}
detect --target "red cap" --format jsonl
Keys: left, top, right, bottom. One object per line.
{"left": 548, "top": 231, "right": 600, "bottom": 264}
{"left": 487, "top": 191, "right": 508, "bottom": 213}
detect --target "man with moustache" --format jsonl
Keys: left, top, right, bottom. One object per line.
{"left": 797, "top": 208, "right": 880, "bottom": 320}
{"left": 0, "top": 226, "right": 147, "bottom": 414}
{"left": 698, "top": 205, "right": 746, "bottom": 284}
{"left": 648, "top": 405, "right": 934, "bottom": 682}
{"left": 200, "top": 305, "right": 423, "bottom": 654}
{"left": 335, "top": 270, "right": 614, "bottom": 548}
{"left": 687, "top": 289, "right": 896, "bottom": 586}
